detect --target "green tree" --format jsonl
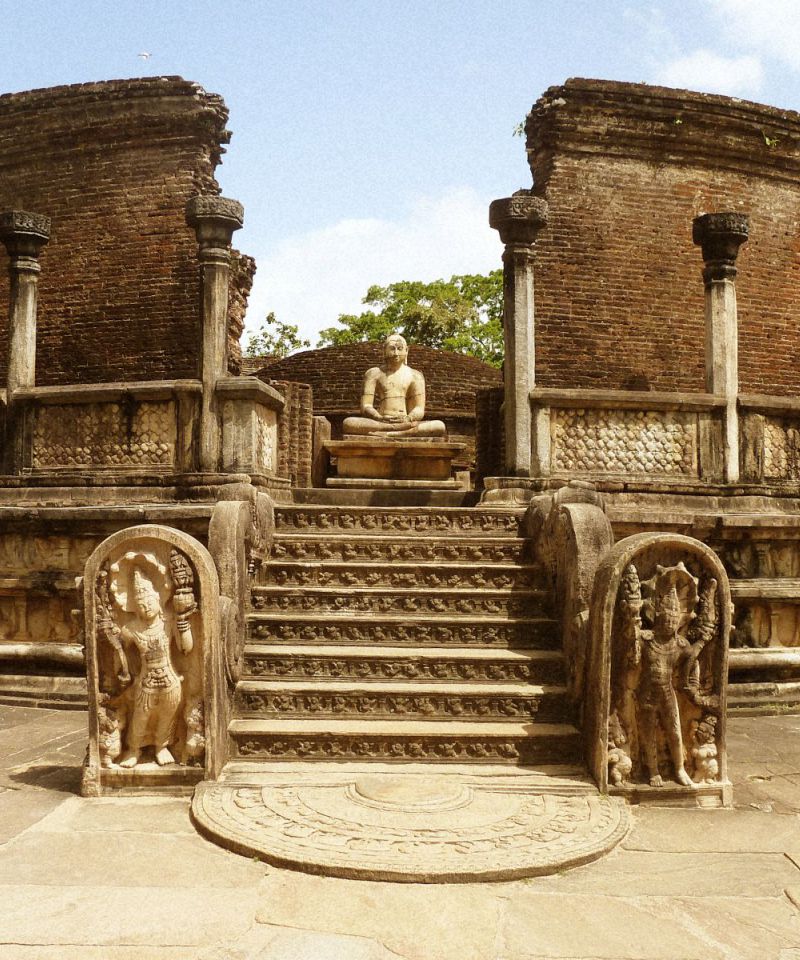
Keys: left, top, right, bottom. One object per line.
{"left": 316, "top": 270, "right": 504, "bottom": 367}
{"left": 245, "top": 312, "right": 310, "bottom": 358}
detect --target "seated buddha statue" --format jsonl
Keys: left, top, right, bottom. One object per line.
{"left": 342, "top": 334, "right": 446, "bottom": 438}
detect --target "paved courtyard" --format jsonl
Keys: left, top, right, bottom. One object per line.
{"left": 0, "top": 703, "right": 799, "bottom": 959}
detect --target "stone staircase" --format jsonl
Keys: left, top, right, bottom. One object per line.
{"left": 226, "top": 503, "right": 583, "bottom": 770}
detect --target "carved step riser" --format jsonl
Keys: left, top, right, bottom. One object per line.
{"left": 243, "top": 657, "right": 566, "bottom": 685}
{"left": 271, "top": 541, "right": 531, "bottom": 564}
{"left": 246, "top": 620, "right": 560, "bottom": 650}
{"left": 251, "top": 594, "right": 546, "bottom": 618}
{"left": 275, "top": 511, "right": 522, "bottom": 538}
{"left": 263, "top": 566, "right": 543, "bottom": 591}
{"left": 231, "top": 733, "right": 581, "bottom": 765}
{"left": 234, "top": 691, "right": 574, "bottom": 723}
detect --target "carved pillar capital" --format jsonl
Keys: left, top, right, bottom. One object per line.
{"left": 692, "top": 213, "right": 749, "bottom": 283}
{"left": 489, "top": 191, "right": 549, "bottom": 248}
{"left": 0, "top": 210, "right": 51, "bottom": 271}
{"left": 186, "top": 195, "right": 244, "bottom": 258}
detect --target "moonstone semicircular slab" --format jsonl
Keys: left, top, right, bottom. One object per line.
{"left": 192, "top": 774, "right": 629, "bottom": 882}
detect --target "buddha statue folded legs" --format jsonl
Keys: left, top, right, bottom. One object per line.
{"left": 342, "top": 334, "right": 447, "bottom": 439}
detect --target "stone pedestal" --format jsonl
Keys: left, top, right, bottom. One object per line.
{"left": 325, "top": 438, "right": 466, "bottom": 487}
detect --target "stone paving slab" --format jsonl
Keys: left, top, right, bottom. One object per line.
{"left": 533, "top": 848, "right": 800, "bottom": 897}
{"left": 254, "top": 871, "right": 502, "bottom": 960}
{"left": 0, "top": 787, "right": 68, "bottom": 844}
{"left": 0, "top": 884, "right": 261, "bottom": 948}
{"left": 624, "top": 807, "right": 800, "bottom": 854}
{"left": 501, "top": 893, "right": 800, "bottom": 960}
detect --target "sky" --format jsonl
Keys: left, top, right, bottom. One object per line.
{"left": 1, "top": 0, "right": 800, "bottom": 347}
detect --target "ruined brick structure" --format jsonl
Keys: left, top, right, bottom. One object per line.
{"left": 527, "top": 79, "right": 800, "bottom": 396}
{"left": 0, "top": 77, "right": 250, "bottom": 385}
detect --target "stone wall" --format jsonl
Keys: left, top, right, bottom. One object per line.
{"left": 526, "top": 79, "right": 800, "bottom": 396}
{"left": 0, "top": 77, "right": 249, "bottom": 386}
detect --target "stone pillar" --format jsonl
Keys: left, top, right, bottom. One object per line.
{"left": 692, "top": 213, "right": 749, "bottom": 484}
{"left": 186, "top": 196, "right": 244, "bottom": 472}
{"left": 0, "top": 211, "right": 51, "bottom": 394}
{"left": 489, "top": 191, "right": 548, "bottom": 477}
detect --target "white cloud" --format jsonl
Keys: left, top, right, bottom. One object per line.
{"left": 243, "top": 187, "right": 501, "bottom": 347}
{"left": 655, "top": 48, "right": 764, "bottom": 97}
{"left": 709, "top": 0, "right": 800, "bottom": 73}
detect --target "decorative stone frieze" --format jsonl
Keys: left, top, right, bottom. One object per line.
{"left": 586, "top": 533, "right": 731, "bottom": 804}
{"left": 244, "top": 652, "right": 556, "bottom": 684}
{"left": 81, "top": 525, "right": 221, "bottom": 795}
{"left": 275, "top": 507, "right": 522, "bottom": 536}
{"left": 247, "top": 617, "right": 557, "bottom": 650}
{"left": 270, "top": 536, "right": 526, "bottom": 564}
{"left": 250, "top": 587, "right": 538, "bottom": 617}
{"left": 263, "top": 562, "right": 538, "bottom": 590}
{"left": 234, "top": 688, "right": 562, "bottom": 722}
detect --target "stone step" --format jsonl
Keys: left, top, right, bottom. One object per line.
{"left": 274, "top": 506, "right": 523, "bottom": 538}
{"left": 228, "top": 718, "right": 582, "bottom": 765}
{"left": 261, "top": 561, "right": 544, "bottom": 592}
{"left": 270, "top": 535, "right": 531, "bottom": 565}
{"left": 246, "top": 613, "right": 560, "bottom": 649}
{"left": 250, "top": 586, "right": 547, "bottom": 618}
{"left": 219, "top": 759, "right": 595, "bottom": 790}
{"left": 233, "top": 680, "right": 574, "bottom": 723}
{"left": 243, "top": 644, "right": 567, "bottom": 684}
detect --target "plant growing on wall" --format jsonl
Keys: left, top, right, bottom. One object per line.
{"left": 245, "top": 312, "right": 311, "bottom": 358}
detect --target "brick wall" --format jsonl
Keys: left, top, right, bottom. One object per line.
{"left": 0, "top": 77, "right": 250, "bottom": 385}
{"left": 526, "top": 79, "right": 800, "bottom": 396}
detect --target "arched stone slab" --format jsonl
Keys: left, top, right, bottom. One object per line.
{"left": 81, "top": 524, "right": 221, "bottom": 795}
{"left": 586, "top": 533, "right": 732, "bottom": 806}
{"left": 192, "top": 773, "right": 629, "bottom": 883}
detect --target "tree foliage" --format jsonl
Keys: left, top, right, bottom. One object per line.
{"left": 245, "top": 312, "right": 310, "bottom": 359}
{"left": 316, "top": 270, "right": 504, "bottom": 367}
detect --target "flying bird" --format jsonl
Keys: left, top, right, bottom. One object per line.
{"left": 138, "top": 52, "right": 152, "bottom": 60}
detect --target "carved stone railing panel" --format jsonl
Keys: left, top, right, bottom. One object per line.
{"left": 585, "top": 533, "right": 731, "bottom": 805}
{"left": 81, "top": 524, "right": 221, "bottom": 796}
{"left": 762, "top": 416, "right": 800, "bottom": 480}
{"left": 551, "top": 408, "right": 697, "bottom": 477}
{"left": 32, "top": 400, "right": 176, "bottom": 470}
{"left": 530, "top": 389, "right": 726, "bottom": 482}
{"left": 11, "top": 380, "right": 202, "bottom": 476}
